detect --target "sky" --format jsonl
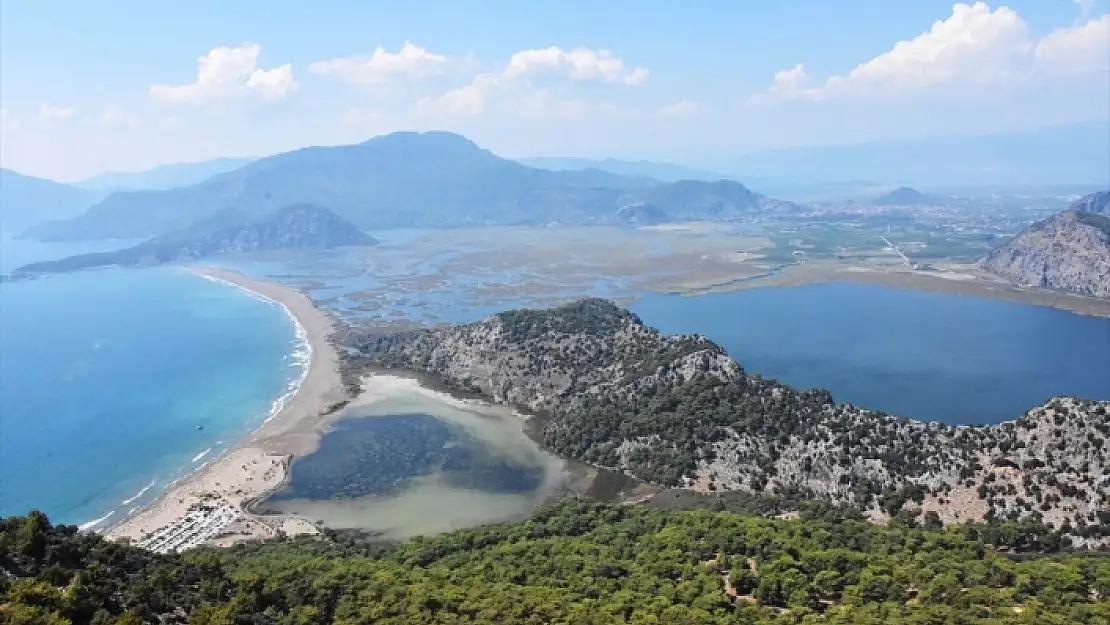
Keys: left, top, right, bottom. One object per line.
{"left": 1, "top": 0, "right": 1108, "bottom": 181}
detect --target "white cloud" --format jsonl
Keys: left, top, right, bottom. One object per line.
{"left": 100, "top": 106, "right": 140, "bottom": 128}
{"left": 658, "top": 100, "right": 700, "bottom": 117}
{"left": 39, "top": 105, "right": 75, "bottom": 121}
{"left": 753, "top": 3, "right": 1109, "bottom": 103}
{"left": 150, "top": 44, "right": 297, "bottom": 105}
{"left": 415, "top": 46, "right": 648, "bottom": 119}
{"left": 1034, "top": 13, "right": 1110, "bottom": 75}
{"left": 310, "top": 42, "right": 449, "bottom": 86}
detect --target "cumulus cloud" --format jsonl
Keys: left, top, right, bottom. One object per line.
{"left": 150, "top": 44, "right": 297, "bottom": 104}
{"left": 310, "top": 42, "right": 449, "bottom": 86}
{"left": 39, "top": 105, "right": 75, "bottom": 121}
{"left": 415, "top": 46, "right": 648, "bottom": 119}
{"left": 752, "top": 3, "right": 1109, "bottom": 103}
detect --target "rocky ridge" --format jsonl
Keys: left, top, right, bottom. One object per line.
{"left": 978, "top": 191, "right": 1110, "bottom": 298}
{"left": 343, "top": 298, "right": 1110, "bottom": 535}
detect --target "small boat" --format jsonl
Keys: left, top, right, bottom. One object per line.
{"left": 196, "top": 425, "right": 204, "bottom": 431}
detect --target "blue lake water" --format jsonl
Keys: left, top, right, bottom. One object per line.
{"left": 0, "top": 238, "right": 302, "bottom": 528}
{"left": 630, "top": 283, "right": 1110, "bottom": 424}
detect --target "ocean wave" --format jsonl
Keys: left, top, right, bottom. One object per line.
{"left": 121, "top": 478, "right": 157, "bottom": 506}
{"left": 79, "top": 510, "right": 115, "bottom": 531}
{"left": 191, "top": 270, "right": 313, "bottom": 426}
{"left": 191, "top": 447, "right": 213, "bottom": 463}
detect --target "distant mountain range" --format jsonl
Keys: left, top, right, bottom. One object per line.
{"left": 720, "top": 121, "right": 1110, "bottom": 187}
{"left": 75, "top": 157, "right": 255, "bottom": 192}
{"left": 979, "top": 191, "right": 1110, "bottom": 298}
{"left": 517, "top": 157, "right": 732, "bottom": 183}
{"left": 0, "top": 169, "right": 105, "bottom": 235}
{"left": 24, "top": 132, "right": 799, "bottom": 242}
{"left": 12, "top": 204, "right": 375, "bottom": 277}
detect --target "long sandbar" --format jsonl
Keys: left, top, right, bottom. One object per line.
{"left": 105, "top": 266, "right": 348, "bottom": 546}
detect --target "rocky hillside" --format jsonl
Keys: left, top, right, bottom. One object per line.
{"left": 344, "top": 299, "right": 1110, "bottom": 535}
{"left": 13, "top": 203, "right": 376, "bottom": 276}
{"left": 979, "top": 202, "right": 1110, "bottom": 298}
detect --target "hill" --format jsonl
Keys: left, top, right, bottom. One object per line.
{"left": 3, "top": 502, "right": 1109, "bottom": 624}
{"left": 870, "top": 186, "right": 941, "bottom": 206}
{"left": 344, "top": 298, "right": 1110, "bottom": 533}
{"left": 519, "top": 156, "right": 732, "bottom": 183}
{"left": 76, "top": 157, "right": 255, "bottom": 192}
{"left": 12, "top": 203, "right": 375, "bottom": 276}
{"left": 24, "top": 132, "right": 796, "bottom": 242}
{"left": 0, "top": 169, "right": 104, "bottom": 235}
{"left": 979, "top": 192, "right": 1110, "bottom": 298}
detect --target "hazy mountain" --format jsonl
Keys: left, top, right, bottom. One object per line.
{"left": 13, "top": 203, "right": 376, "bottom": 277}
{"left": 0, "top": 169, "right": 104, "bottom": 235}
{"left": 518, "top": 156, "right": 731, "bottom": 183}
{"left": 1069, "top": 190, "right": 1110, "bottom": 215}
{"left": 722, "top": 121, "right": 1110, "bottom": 187}
{"left": 76, "top": 157, "right": 255, "bottom": 192}
{"left": 979, "top": 192, "right": 1110, "bottom": 298}
{"left": 871, "top": 187, "right": 943, "bottom": 206}
{"left": 25, "top": 131, "right": 794, "bottom": 242}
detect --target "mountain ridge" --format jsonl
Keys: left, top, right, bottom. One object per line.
{"left": 12, "top": 203, "right": 375, "bottom": 277}
{"left": 0, "top": 168, "right": 104, "bottom": 235}
{"left": 979, "top": 191, "right": 1110, "bottom": 298}
{"left": 24, "top": 131, "right": 799, "bottom": 242}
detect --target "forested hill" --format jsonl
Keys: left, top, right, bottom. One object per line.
{"left": 3, "top": 501, "right": 1109, "bottom": 624}
{"left": 344, "top": 298, "right": 1110, "bottom": 536}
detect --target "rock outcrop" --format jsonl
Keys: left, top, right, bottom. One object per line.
{"left": 979, "top": 199, "right": 1110, "bottom": 298}
{"left": 343, "top": 298, "right": 1110, "bottom": 532}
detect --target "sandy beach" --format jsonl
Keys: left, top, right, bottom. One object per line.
{"left": 105, "top": 266, "right": 349, "bottom": 548}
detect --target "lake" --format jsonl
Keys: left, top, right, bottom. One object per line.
{"left": 630, "top": 283, "right": 1110, "bottom": 424}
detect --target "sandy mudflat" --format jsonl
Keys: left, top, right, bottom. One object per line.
{"left": 105, "top": 266, "right": 347, "bottom": 546}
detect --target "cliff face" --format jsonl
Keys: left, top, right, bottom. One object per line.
{"left": 344, "top": 298, "right": 1110, "bottom": 530}
{"left": 978, "top": 210, "right": 1110, "bottom": 298}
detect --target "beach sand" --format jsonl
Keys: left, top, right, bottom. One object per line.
{"left": 105, "top": 266, "right": 348, "bottom": 547}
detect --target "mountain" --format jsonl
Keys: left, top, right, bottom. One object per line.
{"left": 0, "top": 169, "right": 104, "bottom": 235}
{"left": 519, "top": 156, "right": 732, "bottom": 183}
{"left": 1070, "top": 190, "right": 1110, "bottom": 215}
{"left": 721, "top": 121, "right": 1110, "bottom": 187}
{"left": 979, "top": 192, "right": 1110, "bottom": 298}
{"left": 871, "top": 187, "right": 942, "bottom": 206}
{"left": 346, "top": 298, "right": 1109, "bottom": 528}
{"left": 23, "top": 132, "right": 794, "bottom": 242}
{"left": 76, "top": 157, "right": 255, "bottom": 192}
{"left": 12, "top": 203, "right": 376, "bottom": 276}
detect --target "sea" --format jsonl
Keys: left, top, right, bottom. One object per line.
{"left": 0, "top": 237, "right": 306, "bottom": 529}
{"left": 3, "top": 234, "right": 1109, "bottom": 530}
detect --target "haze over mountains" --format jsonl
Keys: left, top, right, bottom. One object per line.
{"left": 518, "top": 157, "right": 731, "bottom": 183}
{"left": 76, "top": 157, "right": 255, "bottom": 192}
{"left": 24, "top": 132, "right": 798, "bottom": 242}
{"left": 14, "top": 204, "right": 375, "bottom": 277}
{"left": 0, "top": 169, "right": 106, "bottom": 234}
{"left": 719, "top": 121, "right": 1110, "bottom": 187}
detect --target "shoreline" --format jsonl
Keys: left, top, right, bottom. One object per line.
{"left": 104, "top": 266, "right": 349, "bottom": 548}
{"left": 663, "top": 261, "right": 1110, "bottom": 319}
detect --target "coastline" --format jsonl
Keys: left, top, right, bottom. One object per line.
{"left": 665, "top": 261, "right": 1110, "bottom": 319}
{"left": 104, "top": 266, "right": 348, "bottom": 547}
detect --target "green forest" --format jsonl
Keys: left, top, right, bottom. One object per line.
{"left": 3, "top": 500, "right": 1108, "bottom": 625}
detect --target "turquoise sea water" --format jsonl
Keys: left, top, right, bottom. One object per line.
{"left": 0, "top": 238, "right": 302, "bottom": 528}
{"left": 630, "top": 284, "right": 1110, "bottom": 424}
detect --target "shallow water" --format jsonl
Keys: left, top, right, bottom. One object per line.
{"left": 0, "top": 238, "right": 303, "bottom": 527}
{"left": 258, "top": 388, "right": 565, "bottom": 538}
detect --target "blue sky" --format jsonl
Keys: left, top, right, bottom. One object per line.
{"left": 1, "top": 1, "right": 1107, "bottom": 180}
